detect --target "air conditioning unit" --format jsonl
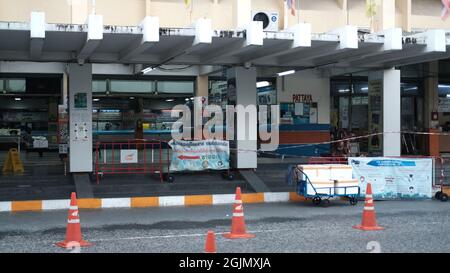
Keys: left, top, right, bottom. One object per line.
{"left": 251, "top": 11, "right": 279, "bottom": 32}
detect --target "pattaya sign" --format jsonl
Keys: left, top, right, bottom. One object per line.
{"left": 292, "top": 94, "right": 313, "bottom": 103}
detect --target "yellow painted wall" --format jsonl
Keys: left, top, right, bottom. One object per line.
{"left": 96, "top": 0, "right": 146, "bottom": 26}
{"left": 0, "top": 0, "right": 449, "bottom": 31}
{"left": 0, "top": 0, "right": 71, "bottom": 23}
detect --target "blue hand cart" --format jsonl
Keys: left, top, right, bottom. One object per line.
{"left": 286, "top": 165, "right": 360, "bottom": 207}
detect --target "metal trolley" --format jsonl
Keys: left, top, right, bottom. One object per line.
{"left": 287, "top": 165, "right": 360, "bottom": 207}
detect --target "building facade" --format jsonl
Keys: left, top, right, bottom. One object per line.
{"left": 0, "top": 0, "right": 449, "bottom": 178}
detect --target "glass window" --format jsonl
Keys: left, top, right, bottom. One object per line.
{"left": 6, "top": 79, "right": 26, "bottom": 92}
{"left": 93, "top": 80, "right": 107, "bottom": 93}
{"left": 110, "top": 80, "right": 154, "bottom": 93}
{"left": 331, "top": 81, "right": 351, "bottom": 95}
{"left": 353, "top": 82, "right": 368, "bottom": 94}
{"left": 157, "top": 81, "right": 194, "bottom": 94}
{"left": 0, "top": 79, "right": 3, "bottom": 91}
{"left": 438, "top": 83, "right": 450, "bottom": 97}
{"left": 401, "top": 82, "right": 420, "bottom": 95}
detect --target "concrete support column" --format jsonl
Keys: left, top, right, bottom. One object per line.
{"left": 145, "top": 0, "right": 151, "bottom": 16}
{"left": 196, "top": 75, "right": 208, "bottom": 98}
{"left": 383, "top": 68, "right": 401, "bottom": 157}
{"left": 68, "top": 63, "right": 93, "bottom": 173}
{"left": 62, "top": 72, "right": 68, "bottom": 107}
{"left": 397, "top": 0, "right": 411, "bottom": 32}
{"left": 424, "top": 61, "right": 440, "bottom": 156}
{"left": 374, "top": 0, "right": 396, "bottom": 32}
{"left": 193, "top": 75, "right": 209, "bottom": 140}
{"left": 70, "top": 0, "right": 89, "bottom": 24}
{"left": 368, "top": 68, "right": 401, "bottom": 157}
{"left": 337, "top": 0, "right": 348, "bottom": 25}
{"left": 227, "top": 67, "right": 257, "bottom": 169}
{"left": 233, "top": 0, "right": 251, "bottom": 29}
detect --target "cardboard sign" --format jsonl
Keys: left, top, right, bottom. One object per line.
{"left": 120, "top": 149, "right": 138, "bottom": 164}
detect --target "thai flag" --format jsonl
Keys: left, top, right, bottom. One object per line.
{"left": 286, "top": 0, "right": 296, "bottom": 16}
{"left": 442, "top": 0, "right": 450, "bottom": 20}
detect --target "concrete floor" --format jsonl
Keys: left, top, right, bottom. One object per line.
{"left": 0, "top": 200, "right": 449, "bottom": 253}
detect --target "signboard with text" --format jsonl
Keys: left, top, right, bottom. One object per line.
{"left": 168, "top": 140, "right": 229, "bottom": 172}
{"left": 349, "top": 157, "right": 432, "bottom": 199}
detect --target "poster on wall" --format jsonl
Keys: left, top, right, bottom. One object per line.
{"left": 368, "top": 80, "right": 382, "bottom": 154}
{"left": 349, "top": 157, "right": 432, "bottom": 199}
{"left": 168, "top": 140, "right": 230, "bottom": 171}
{"left": 74, "top": 92, "right": 88, "bottom": 109}
{"left": 438, "top": 97, "right": 450, "bottom": 113}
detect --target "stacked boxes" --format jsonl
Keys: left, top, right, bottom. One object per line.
{"left": 297, "top": 165, "right": 334, "bottom": 195}
{"left": 297, "top": 164, "right": 359, "bottom": 196}
{"left": 330, "top": 165, "right": 359, "bottom": 195}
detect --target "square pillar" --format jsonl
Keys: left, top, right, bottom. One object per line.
{"left": 374, "top": 0, "right": 396, "bottom": 32}
{"left": 233, "top": 0, "right": 251, "bottom": 29}
{"left": 368, "top": 68, "right": 401, "bottom": 157}
{"left": 68, "top": 63, "right": 93, "bottom": 173}
{"left": 227, "top": 67, "right": 257, "bottom": 169}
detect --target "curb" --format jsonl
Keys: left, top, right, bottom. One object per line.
{"left": 0, "top": 192, "right": 308, "bottom": 213}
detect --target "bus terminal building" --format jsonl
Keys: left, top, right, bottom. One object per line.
{"left": 0, "top": 0, "right": 450, "bottom": 202}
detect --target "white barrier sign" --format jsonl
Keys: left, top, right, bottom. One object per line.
{"left": 349, "top": 157, "right": 432, "bottom": 199}
{"left": 120, "top": 149, "right": 138, "bottom": 164}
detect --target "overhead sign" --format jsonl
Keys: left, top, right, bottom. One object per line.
{"left": 349, "top": 157, "right": 432, "bottom": 199}
{"left": 168, "top": 140, "right": 229, "bottom": 172}
{"left": 292, "top": 94, "right": 313, "bottom": 103}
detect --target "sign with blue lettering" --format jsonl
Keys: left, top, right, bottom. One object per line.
{"left": 366, "top": 160, "right": 416, "bottom": 167}
{"left": 168, "top": 140, "right": 229, "bottom": 172}
{"left": 349, "top": 157, "right": 432, "bottom": 199}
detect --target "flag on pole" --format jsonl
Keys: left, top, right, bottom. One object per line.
{"left": 286, "top": 0, "right": 296, "bottom": 16}
{"left": 184, "top": 0, "right": 192, "bottom": 10}
{"left": 441, "top": 0, "right": 450, "bottom": 21}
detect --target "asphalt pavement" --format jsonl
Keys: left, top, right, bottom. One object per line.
{"left": 0, "top": 200, "right": 449, "bottom": 253}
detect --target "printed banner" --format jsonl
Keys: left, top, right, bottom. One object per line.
{"left": 168, "top": 140, "right": 229, "bottom": 172}
{"left": 349, "top": 157, "right": 433, "bottom": 199}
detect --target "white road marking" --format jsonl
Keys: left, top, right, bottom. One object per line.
{"left": 89, "top": 228, "right": 292, "bottom": 243}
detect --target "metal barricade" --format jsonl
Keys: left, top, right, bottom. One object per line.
{"left": 94, "top": 139, "right": 171, "bottom": 184}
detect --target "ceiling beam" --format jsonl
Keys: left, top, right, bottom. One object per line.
{"left": 30, "top": 12, "right": 46, "bottom": 60}
{"left": 350, "top": 29, "right": 445, "bottom": 67}
{"left": 200, "top": 20, "right": 263, "bottom": 63}
{"left": 78, "top": 14, "right": 103, "bottom": 64}
{"left": 155, "top": 18, "right": 213, "bottom": 65}
{"left": 243, "top": 23, "right": 311, "bottom": 64}
{"left": 277, "top": 25, "right": 357, "bottom": 65}
{"left": 120, "top": 16, "right": 159, "bottom": 62}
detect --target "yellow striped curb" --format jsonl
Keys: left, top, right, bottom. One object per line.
{"left": 0, "top": 192, "right": 308, "bottom": 212}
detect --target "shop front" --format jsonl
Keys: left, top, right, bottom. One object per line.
{"left": 330, "top": 73, "right": 426, "bottom": 157}
{"left": 0, "top": 75, "right": 61, "bottom": 155}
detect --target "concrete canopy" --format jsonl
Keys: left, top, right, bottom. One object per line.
{"left": 0, "top": 12, "right": 449, "bottom": 72}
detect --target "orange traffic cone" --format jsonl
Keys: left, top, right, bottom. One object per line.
{"left": 56, "top": 192, "right": 92, "bottom": 248}
{"left": 204, "top": 230, "right": 217, "bottom": 253}
{"left": 223, "top": 187, "right": 255, "bottom": 239}
{"left": 353, "top": 183, "right": 384, "bottom": 231}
